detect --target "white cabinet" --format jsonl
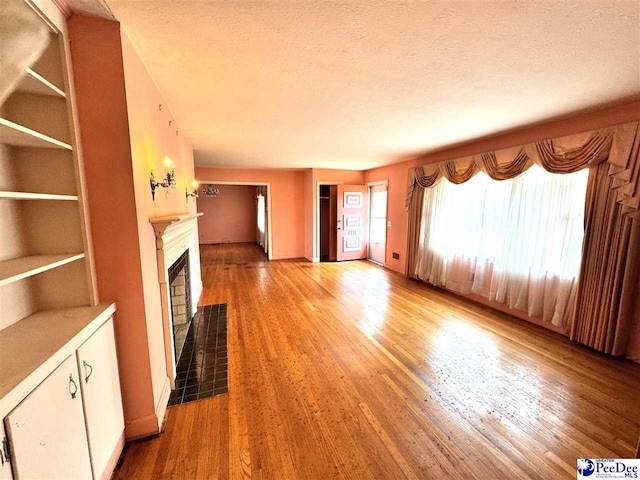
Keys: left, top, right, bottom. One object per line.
{"left": 76, "top": 318, "right": 124, "bottom": 480}
{"left": 1, "top": 317, "right": 124, "bottom": 480}
{"left": 4, "top": 356, "right": 92, "bottom": 480}
{"left": 0, "top": 423, "right": 12, "bottom": 480}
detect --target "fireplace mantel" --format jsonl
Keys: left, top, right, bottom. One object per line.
{"left": 149, "top": 213, "right": 203, "bottom": 249}
{"left": 149, "top": 212, "right": 203, "bottom": 389}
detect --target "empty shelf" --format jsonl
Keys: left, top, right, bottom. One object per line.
{"left": 16, "top": 68, "right": 66, "bottom": 98}
{"left": 0, "top": 118, "right": 72, "bottom": 150}
{"left": 0, "top": 191, "right": 78, "bottom": 201}
{"left": 0, "top": 253, "right": 85, "bottom": 286}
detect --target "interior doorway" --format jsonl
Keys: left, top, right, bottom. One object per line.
{"left": 318, "top": 183, "right": 369, "bottom": 262}
{"left": 368, "top": 182, "right": 387, "bottom": 265}
{"left": 319, "top": 184, "right": 337, "bottom": 261}
{"left": 195, "top": 180, "right": 273, "bottom": 260}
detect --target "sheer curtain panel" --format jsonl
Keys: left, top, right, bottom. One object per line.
{"left": 406, "top": 122, "right": 640, "bottom": 355}
{"left": 256, "top": 186, "right": 267, "bottom": 253}
{"left": 416, "top": 166, "right": 588, "bottom": 329}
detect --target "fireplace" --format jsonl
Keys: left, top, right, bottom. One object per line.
{"left": 168, "top": 250, "right": 192, "bottom": 362}
{"left": 150, "top": 212, "right": 204, "bottom": 389}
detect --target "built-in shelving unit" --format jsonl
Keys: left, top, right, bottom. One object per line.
{"left": 0, "top": 0, "right": 101, "bottom": 405}
{"left": 0, "top": 4, "right": 124, "bottom": 479}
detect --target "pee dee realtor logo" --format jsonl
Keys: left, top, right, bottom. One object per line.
{"left": 577, "top": 459, "right": 640, "bottom": 479}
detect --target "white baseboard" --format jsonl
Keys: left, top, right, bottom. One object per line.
{"left": 155, "top": 375, "right": 171, "bottom": 430}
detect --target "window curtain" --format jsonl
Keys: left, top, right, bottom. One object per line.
{"left": 416, "top": 167, "right": 588, "bottom": 329}
{"left": 571, "top": 126, "right": 640, "bottom": 355}
{"left": 406, "top": 171, "right": 424, "bottom": 278}
{"left": 406, "top": 122, "right": 640, "bottom": 355}
{"left": 256, "top": 186, "right": 268, "bottom": 253}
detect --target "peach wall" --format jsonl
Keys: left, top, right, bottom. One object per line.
{"left": 364, "top": 100, "right": 640, "bottom": 361}
{"left": 195, "top": 167, "right": 305, "bottom": 259}
{"left": 68, "top": 15, "right": 155, "bottom": 433}
{"left": 69, "top": 15, "right": 199, "bottom": 438}
{"left": 197, "top": 185, "right": 257, "bottom": 244}
{"left": 120, "top": 29, "right": 198, "bottom": 425}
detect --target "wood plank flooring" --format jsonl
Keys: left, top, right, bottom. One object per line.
{"left": 114, "top": 243, "right": 640, "bottom": 479}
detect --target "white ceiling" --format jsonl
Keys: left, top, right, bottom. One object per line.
{"left": 98, "top": 0, "right": 639, "bottom": 170}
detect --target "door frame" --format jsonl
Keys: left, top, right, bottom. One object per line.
{"left": 194, "top": 180, "right": 273, "bottom": 260}
{"left": 315, "top": 182, "right": 342, "bottom": 262}
{"left": 367, "top": 180, "right": 388, "bottom": 266}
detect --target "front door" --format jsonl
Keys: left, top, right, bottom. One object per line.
{"left": 368, "top": 184, "right": 387, "bottom": 265}
{"left": 336, "top": 185, "right": 368, "bottom": 261}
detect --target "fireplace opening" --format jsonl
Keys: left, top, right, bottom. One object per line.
{"left": 168, "top": 250, "right": 192, "bottom": 363}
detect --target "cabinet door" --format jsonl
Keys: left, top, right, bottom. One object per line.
{"left": 5, "top": 356, "right": 92, "bottom": 480}
{"left": 76, "top": 318, "right": 124, "bottom": 480}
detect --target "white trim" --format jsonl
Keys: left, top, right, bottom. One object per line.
{"left": 315, "top": 182, "right": 343, "bottom": 263}
{"left": 195, "top": 180, "right": 273, "bottom": 260}
{"left": 343, "top": 236, "right": 361, "bottom": 252}
{"left": 367, "top": 179, "right": 389, "bottom": 187}
{"left": 155, "top": 375, "right": 171, "bottom": 432}
{"left": 26, "top": 0, "right": 66, "bottom": 33}
{"left": 367, "top": 182, "right": 388, "bottom": 266}
{"left": 343, "top": 191, "right": 363, "bottom": 207}
{"left": 343, "top": 214, "right": 362, "bottom": 228}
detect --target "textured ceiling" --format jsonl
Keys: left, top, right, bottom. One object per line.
{"left": 102, "top": 0, "right": 640, "bottom": 170}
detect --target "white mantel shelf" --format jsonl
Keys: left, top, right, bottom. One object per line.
{"left": 149, "top": 213, "right": 203, "bottom": 244}
{"left": 149, "top": 212, "right": 203, "bottom": 225}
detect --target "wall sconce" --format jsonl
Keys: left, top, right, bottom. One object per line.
{"left": 202, "top": 185, "right": 220, "bottom": 198}
{"left": 186, "top": 180, "right": 199, "bottom": 202}
{"left": 150, "top": 157, "right": 176, "bottom": 200}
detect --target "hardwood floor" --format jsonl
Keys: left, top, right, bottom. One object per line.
{"left": 114, "top": 243, "right": 640, "bottom": 479}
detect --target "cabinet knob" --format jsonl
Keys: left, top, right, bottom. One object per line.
{"left": 68, "top": 374, "right": 78, "bottom": 399}
{"left": 83, "top": 360, "right": 93, "bottom": 383}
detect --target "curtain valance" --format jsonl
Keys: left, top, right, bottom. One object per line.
{"left": 406, "top": 122, "right": 640, "bottom": 220}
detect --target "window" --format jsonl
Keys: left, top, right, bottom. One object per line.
{"left": 257, "top": 192, "right": 266, "bottom": 251}
{"left": 416, "top": 165, "right": 589, "bottom": 328}
{"left": 257, "top": 194, "right": 265, "bottom": 234}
